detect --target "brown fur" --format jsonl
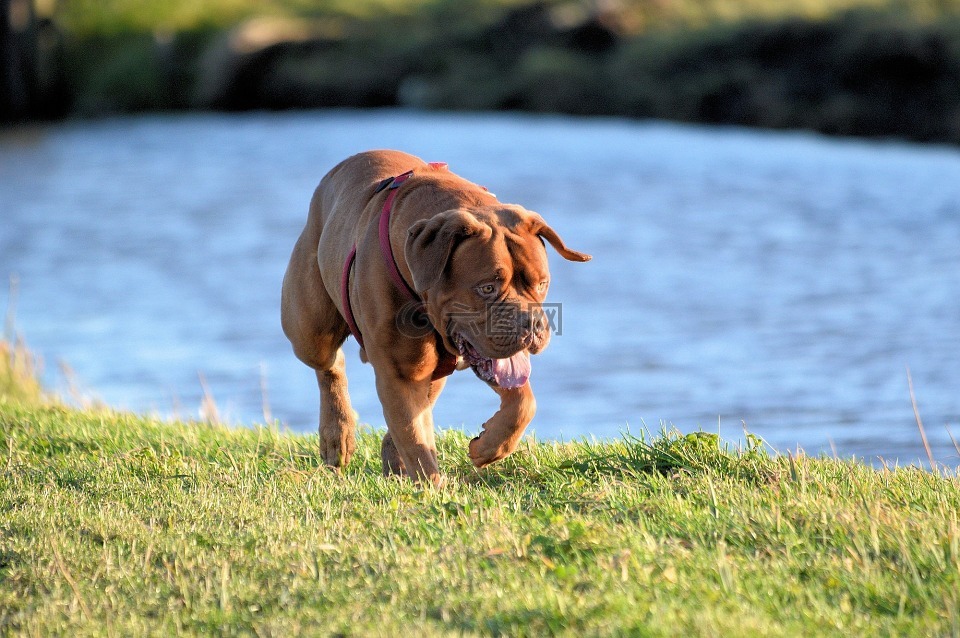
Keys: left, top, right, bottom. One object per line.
{"left": 281, "top": 150, "right": 590, "bottom": 485}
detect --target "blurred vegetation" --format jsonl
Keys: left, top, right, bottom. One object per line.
{"left": 4, "top": 0, "right": 960, "bottom": 142}
{"left": 1, "top": 334, "right": 44, "bottom": 406}
{"left": 45, "top": 0, "right": 960, "bottom": 35}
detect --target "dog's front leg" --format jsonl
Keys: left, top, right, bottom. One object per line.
{"left": 375, "top": 372, "right": 444, "bottom": 486}
{"left": 468, "top": 382, "right": 536, "bottom": 469}
{"left": 380, "top": 376, "right": 446, "bottom": 476}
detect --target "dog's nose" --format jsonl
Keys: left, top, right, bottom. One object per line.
{"left": 519, "top": 310, "right": 550, "bottom": 350}
{"left": 532, "top": 311, "right": 548, "bottom": 334}
{"left": 523, "top": 309, "right": 548, "bottom": 338}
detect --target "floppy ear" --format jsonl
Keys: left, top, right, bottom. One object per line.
{"left": 404, "top": 210, "right": 491, "bottom": 293}
{"left": 529, "top": 215, "right": 591, "bottom": 262}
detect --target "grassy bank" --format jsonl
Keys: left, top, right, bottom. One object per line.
{"left": 7, "top": 0, "right": 960, "bottom": 143}
{"left": 2, "top": 340, "right": 960, "bottom": 635}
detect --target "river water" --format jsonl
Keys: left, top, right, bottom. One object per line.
{"left": 2, "top": 110, "right": 959, "bottom": 465}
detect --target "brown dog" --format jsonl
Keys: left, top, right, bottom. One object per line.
{"left": 281, "top": 150, "right": 590, "bottom": 484}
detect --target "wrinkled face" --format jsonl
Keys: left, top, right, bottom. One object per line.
{"left": 439, "top": 219, "right": 552, "bottom": 360}
{"left": 406, "top": 205, "right": 589, "bottom": 390}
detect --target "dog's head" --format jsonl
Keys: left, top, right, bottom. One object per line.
{"left": 404, "top": 205, "right": 590, "bottom": 389}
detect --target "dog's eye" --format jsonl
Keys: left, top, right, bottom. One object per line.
{"left": 537, "top": 281, "right": 549, "bottom": 294}
{"left": 477, "top": 283, "right": 496, "bottom": 297}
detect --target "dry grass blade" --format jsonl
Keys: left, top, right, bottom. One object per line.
{"left": 260, "top": 361, "right": 272, "bottom": 424}
{"left": 50, "top": 539, "right": 92, "bottom": 622}
{"left": 946, "top": 425, "right": 960, "bottom": 459}
{"left": 198, "top": 372, "right": 221, "bottom": 424}
{"left": 907, "top": 366, "right": 936, "bottom": 472}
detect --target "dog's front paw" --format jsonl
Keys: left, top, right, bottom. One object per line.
{"left": 468, "top": 434, "right": 510, "bottom": 469}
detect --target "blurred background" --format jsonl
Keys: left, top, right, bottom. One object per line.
{"left": 5, "top": 0, "right": 960, "bottom": 140}
{"left": 2, "top": 0, "right": 959, "bottom": 465}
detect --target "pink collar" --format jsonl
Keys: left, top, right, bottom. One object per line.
{"left": 374, "top": 169, "right": 420, "bottom": 301}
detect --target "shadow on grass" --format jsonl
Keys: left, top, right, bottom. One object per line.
{"left": 446, "top": 430, "right": 781, "bottom": 489}
{"left": 535, "top": 432, "right": 775, "bottom": 485}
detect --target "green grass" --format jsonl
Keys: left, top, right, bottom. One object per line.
{"left": 2, "top": 389, "right": 960, "bottom": 635}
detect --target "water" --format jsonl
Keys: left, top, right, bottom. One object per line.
{"left": 2, "top": 110, "right": 959, "bottom": 465}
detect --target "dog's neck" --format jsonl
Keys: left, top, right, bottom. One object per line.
{"left": 342, "top": 166, "right": 459, "bottom": 381}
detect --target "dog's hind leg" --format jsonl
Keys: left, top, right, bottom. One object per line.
{"left": 381, "top": 432, "right": 405, "bottom": 475}
{"left": 286, "top": 322, "right": 357, "bottom": 470}
{"left": 314, "top": 347, "right": 356, "bottom": 468}
{"left": 282, "top": 232, "right": 357, "bottom": 470}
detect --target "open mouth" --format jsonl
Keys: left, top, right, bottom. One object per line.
{"left": 453, "top": 333, "right": 530, "bottom": 390}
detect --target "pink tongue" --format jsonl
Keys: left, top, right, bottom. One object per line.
{"left": 491, "top": 350, "right": 531, "bottom": 389}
